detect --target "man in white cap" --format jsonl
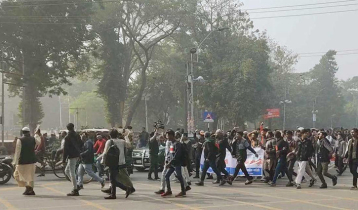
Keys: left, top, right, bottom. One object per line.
{"left": 13, "top": 127, "right": 41, "bottom": 195}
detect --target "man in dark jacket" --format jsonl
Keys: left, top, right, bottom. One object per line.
{"left": 195, "top": 132, "right": 222, "bottom": 186}
{"left": 77, "top": 133, "right": 105, "bottom": 189}
{"left": 316, "top": 131, "right": 337, "bottom": 188}
{"left": 347, "top": 128, "right": 358, "bottom": 190}
{"left": 148, "top": 131, "right": 160, "bottom": 180}
{"left": 162, "top": 129, "right": 186, "bottom": 198}
{"left": 193, "top": 131, "right": 205, "bottom": 178}
{"left": 271, "top": 132, "right": 290, "bottom": 187}
{"left": 63, "top": 123, "right": 82, "bottom": 196}
{"left": 231, "top": 131, "right": 258, "bottom": 185}
{"left": 295, "top": 129, "right": 316, "bottom": 189}
{"left": 215, "top": 129, "right": 232, "bottom": 185}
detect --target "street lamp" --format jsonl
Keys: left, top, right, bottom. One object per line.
{"left": 187, "top": 27, "right": 229, "bottom": 133}
{"left": 279, "top": 99, "right": 292, "bottom": 130}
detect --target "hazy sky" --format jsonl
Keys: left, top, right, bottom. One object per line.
{"left": 241, "top": 0, "right": 358, "bottom": 80}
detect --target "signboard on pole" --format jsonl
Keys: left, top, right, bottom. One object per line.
{"left": 264, "top": 108, "right": 280, "bottom": 119}
{"left": 313, "top": 113, "right": 317, "bottom": 122}
{"left": 203, "top": 111, "right": 215, "bottom": 123}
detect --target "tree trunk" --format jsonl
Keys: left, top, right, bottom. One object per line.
{"left": 125, "top": 62, "right": 148, "bottom": 127}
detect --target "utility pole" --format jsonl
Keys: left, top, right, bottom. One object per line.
{"left": 69, "top": 107, "right": 85, "bottom": 130}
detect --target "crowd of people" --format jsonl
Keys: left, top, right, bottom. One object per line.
{"left": 10, "top": 122, "right": 358, "bottom": 199}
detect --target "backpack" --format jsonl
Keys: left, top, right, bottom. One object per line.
{"left": 105, "top": 140, "right": 120, "bottom": 169}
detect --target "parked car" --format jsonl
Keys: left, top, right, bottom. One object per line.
{"left": 132, "top": 145, "right": 165, "bottom": 172}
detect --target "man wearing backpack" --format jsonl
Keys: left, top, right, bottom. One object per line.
{"left": 316, "top": 131, "right": 338, "bottom": 188}
{"left": 63, "top": 123, "right": 83, "bottom": 196}
{"left": 102, "top": 129, "right": 131, "bottom": 199}
{"left": 161, "top": 129, "right": 187, "bottom": 197}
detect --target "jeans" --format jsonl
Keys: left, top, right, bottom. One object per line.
{"left": 233, "top": 161, "right": 250, "bottom": 180}
{"left": 349, "top": 159, "right": 358, "bottom": 187}
{"left": 96, "top": 156, "right": 103, "bottom": 176}
{"left": 65, "top": 158, "right": 78, "bottom": 190}
{"left": 216, "top": 157, "right": 229, "bottom": 178}
{"left": 195, "top": 157, "right": 201, "bottom": 177}
{"left": 77, "top": 163, "right": 104, "bottom": 186}
{"left": 109, "top": 166, "right": 128, "bottom": 196}
{"left": 201, "top": 160, "right": 222, "bottom": 182}
{"left": 160, "top": 167, "right": 169, "bottom": 190}
{"left": 165, "top": 166, "right": 185, "bottom": 193}
{"left": 317, "top": 161, "right": 334, "bottom": 185}
{"left": 272, "top": 158, "right": 288, "bottom": 184}
{"left": 287, "top": 158, "right": 296, "bottom": 182}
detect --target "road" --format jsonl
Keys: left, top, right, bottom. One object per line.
{"left": 0, "top": 169, "right": 357, "bottom": 210}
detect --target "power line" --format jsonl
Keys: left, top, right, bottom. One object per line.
{"left": 244, "top": 0, "right": 358, "bottom": 11}
{"left": 299, "top": 52, "right": 358, "bottom": 57}
{"left": 250, "top": 8, "right": 358, "bottom": 20}
{"left": 299, "top": 49, "right": 358, "bottom": 55}
{"left": 0, "top": 0, "right": 121, "bottom": 8}
{"left": 248, "top": 2, "right": 358, "bottom": 14}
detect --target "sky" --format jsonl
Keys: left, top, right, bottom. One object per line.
{"left": 240, "top": 0, "right": 358, "bottom": 80}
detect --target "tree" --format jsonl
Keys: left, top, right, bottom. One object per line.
{"left": 91, "top": 0, "right": 188, "bottom": 127}
{"left": 0, "top": 0, "right": 94, "bottom": 131}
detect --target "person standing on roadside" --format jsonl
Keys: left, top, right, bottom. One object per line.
{"left": 347, "top": 128, "right": 358, "bottom": 190}
{"left": 13, "top": 127, "right": 41, "bottom": 195}
{"left": 77, "top": 133, "right": 105, "bottom": 190}
{"left": 34, "top": 128, "right": 46, "bottom": 177}
{"left": 139, "top": 127, "right": 150, "bottom": 148}
{"left": 63, "top": 123, "right": 83, "bottom": 196}
{"left": 148, "top": 131, "right": 160, "bottom": 180}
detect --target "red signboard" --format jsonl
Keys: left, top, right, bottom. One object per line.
{"left": 264, "top": 109, "right": 280, "bottom": 119}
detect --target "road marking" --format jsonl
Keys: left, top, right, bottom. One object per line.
{"left": 42, "top": 186, "right": 110, "bottom": 210}
{"left": 191, "top": 192, "right": 282, "bottom": 210}
{"left": 0, "top": 197, "right": 17, "bottom": 209}
{"left": 207, "top": 185, "right": 350, "bottom": 210}
{"left": 135, "top": 183, "right": 201, "bottom": 210}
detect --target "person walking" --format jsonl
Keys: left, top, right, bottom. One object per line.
{"left": 231, "top": 131, "right": 258, "bottom": 185}
{"left": 295, "top": 129, "right": 316, "bottom": 189}
{"left": 94, "top": 135, "right": 107, "bottom": 177}
{"left": 286, "top": 130, "right": 298, "bottom": 187}
{"left": 103, "top": 129, "right": 131, "bottom": 199}
{"left": 316, "top": 131, "right": 338, "bottom": 189}
{"left": 265, "top": 131, "right": 277, "bottom": 183}
{"left": 148, "top": 131, "right": 160, "bottom": 180}
{"left": 34, "top": 128, "right": 46, "bottom": 177}
{"left": 347, "top": 128, "right": 358, "bottom": 190}
{"left": 215, "top": 129, "right": 232, "bottom": 185}
{"left": 63, "top": 123, "right": 83, "bottom": 196}
{"left": 271, "top": 132, "right": 289, "bottom": 187}
{"left": 162, "top": 129, "right": 187, "bottom": 197}
{"left": 195, "top": 132, "right": 222, "bottom": 186}
{"left": 155, "top": 133, "right": 173, "bottom": 195}
{"left": 13, "top": 127, "right": 41, "bottom": 195}
{"left": 77, "top": 133, "right": 105, "bottom": 190}
{"left": 336, "top": 133, "right": 347, "bottom": 175}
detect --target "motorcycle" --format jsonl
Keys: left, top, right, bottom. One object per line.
{"left": 0, "top": 156, "right": 13, "bottom": 185}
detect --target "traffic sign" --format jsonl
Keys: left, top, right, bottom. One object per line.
{"left": 203, "top": 111, "right": 215, "bottom": 123}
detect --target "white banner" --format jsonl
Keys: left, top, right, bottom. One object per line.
{"left": 200, "top": 147, "right": 264, "bottom": 176}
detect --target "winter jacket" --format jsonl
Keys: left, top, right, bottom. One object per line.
{"left": 63, "top": 131, "right": 82, "bottom": 163}
{"left": 296, "top": 138, "right": 314, "bottom": 161}
{"left": 80, "top": 139, "right": 95, "bottom": 164}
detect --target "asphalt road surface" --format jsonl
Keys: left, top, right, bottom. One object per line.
{"left": 0, "top": 168, "right": 357, "bottom": 210}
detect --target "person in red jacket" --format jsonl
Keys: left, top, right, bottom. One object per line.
{"left": 94, "top": 135, "right": 107, "bottom": 177}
